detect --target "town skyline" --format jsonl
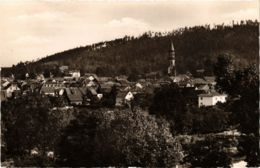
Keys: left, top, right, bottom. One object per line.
{"left": 0, "top": 0, "right": 258, "bottom": 67}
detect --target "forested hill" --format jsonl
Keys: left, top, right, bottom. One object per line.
{"left": 2, "top": 20, "right": 259, "bottom": 77}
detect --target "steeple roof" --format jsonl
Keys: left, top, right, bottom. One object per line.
{"left": 170, "top": 41, "right": 174, "bottom": 52}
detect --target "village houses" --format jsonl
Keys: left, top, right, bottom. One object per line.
{"left": 1, "top": 41, "right": 228, "bottom": 110}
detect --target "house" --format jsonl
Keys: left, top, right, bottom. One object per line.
{"left": 195, "top": 84, "right": 210, "bottom": 92}
{"left": 2, "top": 83, "right": 21, "bottom": 98}
{"left": 115, "top": 91, "right": 127, "bottom": 107}
{"left": 87, "top": 87, "right": 98, "bottom": 96}
{"left": 65, "top": 88, "right": 83, "bottom": 105}
{"left": 135, "top": 83, "right": 143, "bottom": 89}
{"left": 170, "top": 74, "right": 191, "bottom": 83}
{"left": 125, "top": 91, "right": 134, "bottom": 102}
{"left": 198, "top": 92, "right": 227, "bottom": 107}
{"left": 98, "top": 77, "right": 113, "bottom": 83}
{"left": 69, "top": 70, "right": 81, "bottom": 79}
{"left": 59, "top": 66, "right": 69, "bottom": 73}
{"left": 97, "top": 93, "right": 103, "bottom": 100}
{"left": 22, "top": 80, "right": 41, "bottom": 93}
{"left": 83, "top": 76, "right": 99, "bottom": 89}
{"left": 36, "top": 74, "right": 45, "bottom": 81}
{"left": 178, "top": 78, "right": 194, "bottom": 88}
{"left": 2, "top": 81, "right": 10, "bottom": 88}
{"left": 125, "top": 91, "right": 135, "bottom": 110}
{"left": 115, "top": 98, "right": 124, "bottom": 107}
{"left": 204, "top": 76, "right": 216, "bottom": 89}
{"left": 40, "top": 82, "right": 65, "bottom": 96}
{"left": 40, "top": 87, "right": 56, "bottom": 96}
{"left": 116, "top": 76, "right": 129, "bottom": 88}
{"left": 204, "top": 76, "right": 216, "bottom": 85}
{"left": 84, "top": 73, "right": 98, "bottom": 80}
{"left": 192, "top": 76, "right": 216, "bottom": 92}
{"left": 78, "top": 87, "right": 92, "bottom": 106}
{"left": 192, "top": 78, "right": 208, "bottom": 85}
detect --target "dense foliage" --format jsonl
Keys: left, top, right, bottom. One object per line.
{"left": 149, "top": 84, "right": 230, "bottom": 134}
{"left": 2, "top": 20, "right": 258, "bottom": 78}
{"left": 1, "top": 93, "right": 75, "bottom": 166}
{"left": 57, "top": 108, "right": 183, "bottom": 167}
{"left": 214, "top": 54, "right": 259, "bottom": 166}
{"left": 183, "top": 137, "right": 232, "bottom": 167}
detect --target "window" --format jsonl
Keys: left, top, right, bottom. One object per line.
{"left": 200, "top": 97, "right": 203, "bottom": 100}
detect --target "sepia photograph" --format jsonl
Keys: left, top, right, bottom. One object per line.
{"left": 0, "top": 0, "right": 259, "bottom": 167}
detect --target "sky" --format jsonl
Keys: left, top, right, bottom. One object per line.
{"left": 0, "top": 0, "right": 259, "bottom": 67}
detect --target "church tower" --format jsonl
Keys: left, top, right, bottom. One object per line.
{"left": 168, "top": 41, "right": 176, "bottom": 76}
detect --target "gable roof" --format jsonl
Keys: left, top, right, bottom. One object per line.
{"left": 66, "top": 88, "right": 83, "bottom": 102}
{"left": 198, "top": 92, "right": 227, "bottom": 97}
{"left": 79, "top": 87, "right": 88, "bottom": 95}
{"left": 117, "top": 91, "right": 127, "bottom": 98}
{"left": 2, "top": 81, "right": 10, "bottom": 88}
{"left": 87, "top": 87, "right": 97, "bottom": 96}
{"left": 193, "top": 78, "right": 207, "bottom": 85}
{"left": 40, "top": 86, "right": 56, "bottom": 94}
{"left": 204, "top": 76, "right": 216, "bottom": 83}
{"left": 196, "top": 84, "right": 210, "bottom": 91}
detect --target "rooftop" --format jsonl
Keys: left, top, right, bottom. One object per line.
{"left": 198, "top": 92, "right": 227, "bottom": 97}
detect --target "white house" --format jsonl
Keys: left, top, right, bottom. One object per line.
{"left": 3, "top": 83, "right": 21, "bottom": 98}
{"left": 69, "top": 70, "right": 81, "bottom": 78}
{"left": 125, "top": 91, "right": 134, "bottom": 102}
{"left": 198, "top": 92, "right": 227, "bottom": 107}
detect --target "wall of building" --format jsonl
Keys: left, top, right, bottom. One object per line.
{"left": 198, "top": 96, "right": 213, "bottom": 107}
{"left": 212, "top": 95, "right": 227, "bottom": 105}
{"left": 198, "top": 95, "right": 227, "bottom": 107}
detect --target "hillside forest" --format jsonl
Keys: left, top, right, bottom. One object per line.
{"left": 1, "top": 20, "right": 259, "bottom": 78}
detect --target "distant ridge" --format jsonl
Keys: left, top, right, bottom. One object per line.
{"left": 2, "top": 20, "right": 259, "bottom": 78}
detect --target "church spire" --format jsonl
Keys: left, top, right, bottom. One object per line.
{"left": 170, "top": 41, "right": 174, "bottom": 52}
{"left": 168, "top": 41, "right": 176, "bottom": 76}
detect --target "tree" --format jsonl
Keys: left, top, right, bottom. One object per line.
{"left": 149, "top": 84, "right": 189, "bottom": 134}
{"left": 57, "top": 108, "right": 183, "bottom": 167}
{"left": 233, "top": 65, "right": 259, "bottom": 135}
{"left": 214, "top": 57, "right": 259, "bottom": 166}
{"left": 238, "top": 135, "right": 260, "bottom": 166}
{"left": 231, "top": 65, "right": 259, "bottom": 167}
{"left": 43, "top": 69, "right": 51, "bottom": 78}
{"left": 29, "top": 72, "right": 36, "bottom": 79}
{"left": 118, "top": 66, "right": 129, "bottom": 75}
{"left": 1, "top": 93, "right": 67, "bottom": 166}
{"left": 214, "top": 53, "right": 235, "bottom": 95}
{"left": 133, "top": 92, "right": 153, "bottom": 110}
{"left": 100, "top": 85, "right": 117, "bottom": 108}
{"left": 191, "top": 106, "right": 230, "bottom": 134}
{"left": 127, "top": 68, "right": 140, "bottom": 82}
{"left": 183, "top": 137, "right": 232, "bottom": 167}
